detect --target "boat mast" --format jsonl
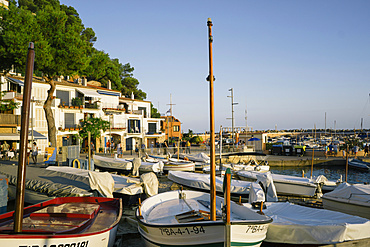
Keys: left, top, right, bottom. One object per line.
{"left": 207, "top": 18, "right": 216, "bottom": 221}
{"left": 14, "top": 42, "right": 35, "bottom": 232}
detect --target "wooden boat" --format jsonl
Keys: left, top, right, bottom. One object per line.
{"left": 348, "top": 158, "right": 370, "bottom": 171}
{"left": 0, "top": 197, "right": 122, "bottom": 247}
{"left": 237, "top": 171, "right": 317, "bottom": 197}
{"left": 322, "top": 182, "right": 370, "bottom": 219}
{"left": 136, "top": 190, "right": 272, "bottom": 247}
{"left": 164, "top": 158, "right": 195, "bottom": 172}
{"left": 93, "top": 155, "right": 132, "bottom": 174}
{"left": 244, "top": 202, "right": 370, "bottom": 245}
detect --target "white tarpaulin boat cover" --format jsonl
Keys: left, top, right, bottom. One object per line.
{"left": 177, "top": 152, "right": 210, "bottom": 163}
{"left": 93, "top": 155, "right": 132, "bottom": 172}
{"left": 46, "top": 166, "right": 143, "bottom": 196}
{"left": 88, "top": 171, "right": 114, "bottom": 198}
{"left": 132, "top": 158, "right": 141, "bottom": 177}
{"left": 248, "top": 182, "right": 265, "bottom": 204}
{"left": 256, "top": 172, "right": 278, "bottom": 202}
{"left": 168, "top": 171, "right": 251, "bottom": 195}
{"left": 117, "top": 156, "right": 164, "bottom": 173}
{"left": 251, "top": 202, "right": 370, "bottom": 244}
{"left": 0, "top": 164, "right": 92, "bottom": 198}
{"left": 140, "top": 172, "right": 159, "bottom": 197}
{"left": 323, "top": 182, "right": 370, "bottom": 207}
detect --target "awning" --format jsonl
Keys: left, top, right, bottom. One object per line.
{"left": 76, "top": 88, "right": 101, "bottom": 98}
{"left": 6, "top": 77, "right": 24, "bottom": 86}
{"left": 0, "top": 130, "right": 47, "bottom": 141}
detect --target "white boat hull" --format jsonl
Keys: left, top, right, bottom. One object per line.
{"left": 322, "top": 196, "right": 370, "bottom": 219}
{"left": 322, "top": 183, "right": 370, "bottom": 219}
{"left": 136, "top": 190, "right": 271, "bottom": 247}
{"left": 273, "top": 180, "right": 317, "bottom": 197}
{"left": 237, "top": 171, "right": 317, "bottom": 197}
{"left": 1, "top": 228, "right": 117, "bottom": 247}
{"left": 163, "top": 161, "right": 195, "bottom": 172}
{"left": 139, "top": 222, "right": 267, "bottom": 247}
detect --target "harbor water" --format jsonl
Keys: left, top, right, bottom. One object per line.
{"left": 270, "top": 165, "right": 369, "bottom": 184}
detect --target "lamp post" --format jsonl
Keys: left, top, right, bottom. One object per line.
{"left": 227, "top": 88, "right": 238, "bottom": 151}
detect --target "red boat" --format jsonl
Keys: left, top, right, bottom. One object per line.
{"left": 0, "top": 197, "right": 122, "bottom": 247}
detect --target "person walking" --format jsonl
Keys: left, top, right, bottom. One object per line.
{"left": 364, "top": 144, "right": 369, "bottom": 157}
{"left": 31, "top": 142, "right": 38, "bottom": 164}
{"left": 106, "top": 140, "right": 111, "bottom": 153}
{"left": 186, "top": 140, "right": 191, "bottom": 154}
{"left": 117, "top": 143, "right": 122, "bottom": 158}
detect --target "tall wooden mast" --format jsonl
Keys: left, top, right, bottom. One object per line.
{"left": 14, "top": 42, "right": 35, "bottom": 232}
{"left": 207, "top": 18, "right": 216, "bottom": 221}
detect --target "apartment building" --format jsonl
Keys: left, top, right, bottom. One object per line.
{"left": 161, "top": 115, "right": 182, "bottom": 142}
{"left": 0, "top": 74, "right": 165, "bottom": 154}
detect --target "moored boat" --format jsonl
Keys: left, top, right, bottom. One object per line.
{"left": 136, "top": 190, "right": 272, "bottom": 247}
{"left": 0, "top": 197, "right": 122, "bottom": 247}
{"left": 116, "top": 156, "right": 164, "bottom": 173}
{"left": 244, "top": 201, "right": 370, "bottom": 245}
{"left": 237, "top": 171, "right": 317, "bottom": 197}
{"left": 164, "top": 158, "right": 195, "bottom": 172}
{"left": 348, "top": 158, "right": 370, "bottom": 171}
{"left": 93, "top": 155, "right": 132, "bottom": 174}
{"left": 168, "top": 170, "right": 251, "bottom": 198}
{"left": 322, "top": 182, "right": 370, "bottom": 219}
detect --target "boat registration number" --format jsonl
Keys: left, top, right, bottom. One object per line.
{"left": 159, "top": 226, "right": 205, "bottom": 236}
{"left": 19, "top": 240, "right": 89, "bottom": 247}
{"left": 246, "top": 225, "right": 266, "bottom": 234}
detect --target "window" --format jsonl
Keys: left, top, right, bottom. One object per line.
{"left": 65, "top": 113, "right": 75, "bottom": 128}
{"left": 138, "top": 107, "right": 147, "bottom": 117}
{"left": 148, "top": 123, "right": 157, "bottom": 133}
{"left": 56, "top": 90, "right": 70, "bottom": 106}
{"left": 128, "top": 119, "right": 140, "bottom": 133}
{"left": 173, "top": 125, "right": 180, "bottom": 132}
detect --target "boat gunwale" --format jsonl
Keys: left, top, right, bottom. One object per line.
{"left": 0, "top": 197, "right": 123, "bottom": 239}
{"left": 136, "top": 209, "right": 272, "bottom": 227}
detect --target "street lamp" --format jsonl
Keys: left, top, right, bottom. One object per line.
{"left": 227, "top": 88, "right": 238, "bottom": 150}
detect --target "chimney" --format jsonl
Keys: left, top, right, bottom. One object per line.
{"left": 82, "top": 78, "right": 87, "bottom": 86}
{"left": 131, "top": 92, "right": 134, "bottom": 100}
{"left": 107, "top": 80, "right": 111, "bottom": 90}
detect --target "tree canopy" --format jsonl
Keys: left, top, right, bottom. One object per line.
{"left": 79, "top": 117, "right": 110, "bottom": 140}
{"left": 151, "top": 103, "right": 161, "bottom": 118}
{"left": 0, "top": 0, "right": 157, "bottom": 145}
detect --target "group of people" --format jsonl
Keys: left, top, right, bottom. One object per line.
{"left": 106, "top": 140, "right": 122, "bottom": 157}
{"left": 325, "top": 142, "right": 369, "bottom": 158}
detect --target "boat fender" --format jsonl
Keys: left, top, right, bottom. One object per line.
{"left": 72, "top": 158, "right": 81, "bottom": 169}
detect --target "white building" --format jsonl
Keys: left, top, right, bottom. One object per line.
{"left": 0, "top": 75, "right": 164, "bottom": 154}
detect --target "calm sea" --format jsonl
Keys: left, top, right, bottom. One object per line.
{"left": 270, "top": 165, "right": 370, "bottom": 184}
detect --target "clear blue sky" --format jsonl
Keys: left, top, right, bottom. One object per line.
{"left": 60, "top": 0, "right": 370, "bottom": 133}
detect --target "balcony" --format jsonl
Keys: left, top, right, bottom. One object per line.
{"left": 0, "top": 114, "right": 21, "bottom": 126}
{"left": 85, "top": 102, "right": 99, "bottom": 109}
{"left": 146, "top": 131, "right": 163, "bottom": 136}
